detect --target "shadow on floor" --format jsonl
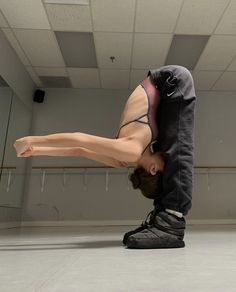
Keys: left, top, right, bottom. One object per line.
{"left": 0, "top": 240, "right": 125, "bottom": 251}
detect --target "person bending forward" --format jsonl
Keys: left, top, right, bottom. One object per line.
{"left": 14, "top": 65, "right": 196, "bottom": 249}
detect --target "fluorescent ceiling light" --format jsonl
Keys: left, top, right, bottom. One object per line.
{"left": 44, "top": 0, "right": 89, "bottom": 5}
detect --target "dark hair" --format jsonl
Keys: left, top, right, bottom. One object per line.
{"left": 129, "top": 166, "right": 163, "bottom": 199}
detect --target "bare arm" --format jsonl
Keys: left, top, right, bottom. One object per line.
{"left": 73, "top": 147, "right": 128, "bottom": 168}
{"left": 28, "top": 132, "right": 143, "bottom": 163}
{"left": 30, "top": 146, "right": 128, "bottom": 168}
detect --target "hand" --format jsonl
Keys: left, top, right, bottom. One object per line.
{"left": 13, "top": 137, "right": 32, "bottom": 157}
{"left": 18, "top": 146, "right": 35, "bottom": 157}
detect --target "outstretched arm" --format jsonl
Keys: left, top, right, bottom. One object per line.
{"left": 23, "top": 132, "right": 143, "bottom": 163}
{"left": 27, "top": 146, "right": 127, "bottom": 168}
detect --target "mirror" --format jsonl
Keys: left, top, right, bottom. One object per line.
{"left": 0, "top": 75, "right": 32, "bottom": 207}
{"left": 0, "top": 75, "right": 12, "bottom": 181}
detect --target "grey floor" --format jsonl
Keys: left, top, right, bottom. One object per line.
{"left": 0, "top": 224, "right": 236, "bottom": 292}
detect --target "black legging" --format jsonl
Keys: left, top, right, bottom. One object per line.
{"left": 148, "top": 65, "right": 196, "bottom": 216}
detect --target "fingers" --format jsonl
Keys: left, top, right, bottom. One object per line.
{"left": 13, "top": 138, "right": 34, "bottom": 158}
{"left": 17, "top": 146, "right": 34, "bottom": 157}
{"left": 19, "top": 153, "right": 29, "bottom": 157}
{"left": 13, "top": 137, "right": 29, "bottom": 155}
{"left": 20, "top": 153, "right": 31, "bottom": 157}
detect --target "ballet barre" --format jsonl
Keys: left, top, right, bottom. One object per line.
{"left": 1, "top": 166, "right": 236, "bottom": 193}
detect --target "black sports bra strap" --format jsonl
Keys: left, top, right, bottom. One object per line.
{"left": 115, "top": 113, "right": 149, "bottom": 139}
{"left": 141, "top": 139, "right": 160, "bottom": 155}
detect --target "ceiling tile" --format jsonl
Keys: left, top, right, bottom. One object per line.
{"left": 0, "top": 0, "right": 50, "bottom": 29}
{"left": 214, "top": 0, "right": 236, "bottom": 34}
{"left": 192, "top": 70, "right": 223, "bottom": 90}
{"left": 34, "top": 67, "right": 67, "bottom": 76}
{"left": 2, "top": 28, "right": 31, "bottom": 66}
{"left": 135, "top": 0, "right": 182, "bottom": 33}
{"left": 0, "top": 10, "right": 8, "bottom": 27}
{"left": 165, "top": 35, "right": 210, "bottom": 70}
{"left": 195, "top": 35, "right": 236, "bottom": 70}
{"left": 227, "top": 57, "right": 236, "bottom": 71}
{"left": 39, "top": 76, "right": 72, "bottom": 88}
{"left": 45, "top": 4, "right": 92, "bottom": 31}
{"left": 25, "top": 66, "right": 42, "bottom": 87}
{"left": 130, "top": 69, "right": 148, "bottom": 89}
{"left": 175, "top": 0, "right": 230, "bottom": 35}
{"left": 100, "top": 69, "right": 130, "bottom": 89}
{"left": 94, "top": 32, "right": 132, "bottom": 69}
{"left": 132, "top": 33, "right": 172, "bottom": 69}
{"left": 55, "top": 31, "right": 97, "bottom": 67}
{"left": 91, "top": 0, "right": 135, "bottom": 32}
{"left": 212, "top": 71, "right": 236, "bottom": 90}
{"left": 14, "top": 29, "right": 65, "bottom": 67}
{"left": 67, "top": 68, "right": 100, "bottom": 88}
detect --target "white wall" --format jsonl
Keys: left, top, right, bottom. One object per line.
{"left": 21, "top": 88, "right": 236, "bottom": 222}
{"left": 0, "top": 30, "right": 35, "bottom": 227}
{"left": 0, "top": 87, "right": 12, "bottom": 163}
{"left": 0, "top": 30, "right": 35, "bottom": 110}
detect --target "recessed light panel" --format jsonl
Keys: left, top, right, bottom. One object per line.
{"left": 165, "top": 35, "right": 210, "bottom": 70}
{"left": 55, "top": 31, "right": 97, "bottom": 68}
{"left": 44, "top": 0, "right": 89, "bottom": 5}
{"left": 39, "top": 76, "right": 72, "bottom": 88}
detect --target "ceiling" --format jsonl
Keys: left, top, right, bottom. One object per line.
{"left": 0, "top": 75, "right": 9, "bottom": 87}
{"left": 0, "top": 0, "right": 236, "bottom": 90}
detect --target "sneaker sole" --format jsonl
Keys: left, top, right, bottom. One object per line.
{"left": 126, "top": 238, "right": 185, "bottom": 249}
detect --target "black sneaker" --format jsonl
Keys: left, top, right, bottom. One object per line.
{"left": 125, "top": 211, "right": 186, "bottom": 249}
{"left": 122, "top": 206, "right": 162, "bottom": 245}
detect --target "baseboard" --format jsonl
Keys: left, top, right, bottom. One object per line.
{"left": 21, "top": 219, "right": 236, "bottom": 227}
{"left": 0, "top": 222, "right": 21, "bottom": 229}
{"left": 21, "top": 220, "right": 141, "bottom": 227}
{"left": 1, "top": 220, "right": 236, "bottom": 229}
{"left": 187, "top": 219, "right": 236, "bottom": 225}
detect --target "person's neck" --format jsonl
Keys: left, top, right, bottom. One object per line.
{"left": 136, "top": 147, "right": 151, "bottom": 167}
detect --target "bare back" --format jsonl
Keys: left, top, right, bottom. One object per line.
{"left": 115, "top": 76, "right": 160, "bottom": 155}
{"left": 116, "top": 85, "right": 151, "bottom": 151}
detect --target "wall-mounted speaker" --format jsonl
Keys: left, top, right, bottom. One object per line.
{"left": 33, "top": 89, "right": 45, "bottom": 103}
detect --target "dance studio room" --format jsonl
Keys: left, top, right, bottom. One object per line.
{"left": 0, "top": 0, "right": 236, "bottom": 291}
